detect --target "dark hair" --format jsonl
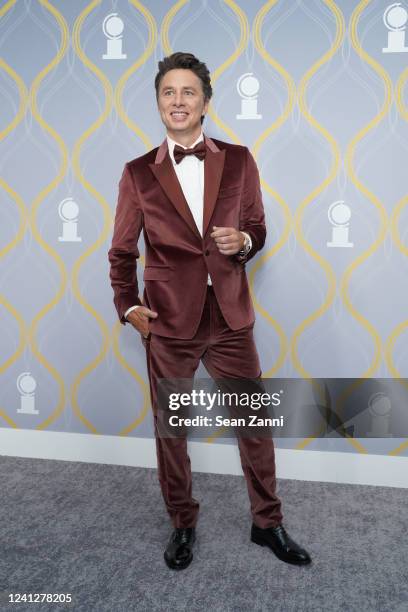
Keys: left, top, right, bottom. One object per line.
{"left": 155, "top": 52, "right": 212, "bottom": 124}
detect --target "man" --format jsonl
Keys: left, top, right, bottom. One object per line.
{"left": 108, "top": 52, "right": 311, "bottom": 570}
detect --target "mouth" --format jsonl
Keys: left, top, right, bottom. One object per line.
{"left": 170, "top": 111, "right": 189, "bottom": 120}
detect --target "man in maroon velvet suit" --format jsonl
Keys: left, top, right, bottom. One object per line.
{"left": 108, "top": 52, "right": 311, "bottom": 570}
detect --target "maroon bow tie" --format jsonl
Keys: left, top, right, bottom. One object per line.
{"left": 173, "top": 142, "right": 206, "bottom": 164}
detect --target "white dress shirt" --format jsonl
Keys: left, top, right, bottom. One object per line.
{"left": 124, "top": 131, "right": 251, "bottom": 320}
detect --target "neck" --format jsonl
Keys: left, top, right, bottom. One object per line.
{"left": 167, "top": 127, "right": 202, "bottom": 148}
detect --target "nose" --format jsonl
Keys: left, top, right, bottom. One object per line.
{"left": 173, "top": 91, "right": 183, "bottom": 106}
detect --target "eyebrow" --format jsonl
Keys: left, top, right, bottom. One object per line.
{"left": 161, "top": 85, "right": 197, "bottom": 91}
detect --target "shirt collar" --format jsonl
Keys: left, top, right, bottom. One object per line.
{"left": 167, "top": 131, "right": 204, "bottom": 165}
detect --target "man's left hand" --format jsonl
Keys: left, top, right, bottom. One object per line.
{"left": 210, "top": 226, "right": 245, "bottom": 256}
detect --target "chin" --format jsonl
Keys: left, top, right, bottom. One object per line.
{"left": 169, "top": 119, "right": 190, "bottom": 127}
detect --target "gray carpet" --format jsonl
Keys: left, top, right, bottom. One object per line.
{"left": 0, "top": 455, "right": 407, "bottom": 612}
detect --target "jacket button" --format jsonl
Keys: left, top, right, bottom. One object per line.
{"left": 205, "top": 250, "right": 210, "bottom": 256}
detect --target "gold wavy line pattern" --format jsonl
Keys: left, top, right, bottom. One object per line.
{"left": 0, "top": 1, "right": 406, "bottom": 457}
{"left": 385, "top": 64, "right": 408, "bottom": 378}
{"left": 0, "top": 55, "right": 29, "bottom": 428}
{"left": 70, "top": 0, "right": 119, "bottom": 434}
{"left": 384, "top": 64, "right": 408, "bottom": 456}
{"left": 0, "top": 0, "right": 16, "bottom": 20}
{"left": 286, "top": 2, "right": 361, "bottom": 452}
{"left": 114, "top": 0, "right": 156, "bottom": 152}
{"left": 341, "top": 0, "right": 390, "bottom": 378}
{"left": 0, "top": 0, "right": 22, "bottom": 428}
{"left": 28, "top": 0, "right": 69, "bottom": 431}
{"left": 291, "top": 0, "right": 343, "bottom": 381}
{"left": 251, "top": 0, "right": 294, "bottom": 377}
{"left": 329, "top": 0, "right": 392, "bottom": 454}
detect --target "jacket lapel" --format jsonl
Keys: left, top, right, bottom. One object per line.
{"left": 148, "top": 135, "right": 225, "bottom": 240}
{"left": 203, "top": 136, "right": 225, "bottom": 236}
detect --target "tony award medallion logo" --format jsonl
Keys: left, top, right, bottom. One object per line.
{"left": 102, "top": 13, "right": 127, "bottom": 60}
{"left": 367, "top": 393, "right": 392, "bottom": 437}
{"left": 58, "top": 198, "right": 82, "bottom": 243}
{"left": 382, "top": 3, "right": 408, "bottom": 53}
{"left": 236, "top": 73, "right": 262, "bottom": 120}
{"left": 327, "top": 201, "right": 354, "bottom": 248}
{"left": 16, "top": 372, "right": 39, "bottom": 415}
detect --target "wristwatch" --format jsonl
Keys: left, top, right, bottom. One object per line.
{"left": 238, "top": 232, "right": 251, "bottom": 257}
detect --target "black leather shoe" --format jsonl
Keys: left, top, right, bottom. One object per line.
{"left": 251, "top": 523, "right": 311, "bottom": 566}
{"left": 164, "top": 527, "right": 196, "bottom": 570}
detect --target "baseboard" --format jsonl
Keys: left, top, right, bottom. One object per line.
{"left": 0, "top": 429, "right": 407, "bottom": 488}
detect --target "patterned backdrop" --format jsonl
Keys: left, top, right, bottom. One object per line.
{"left": 1, "top": 0, "right": 407, "bottom": 458}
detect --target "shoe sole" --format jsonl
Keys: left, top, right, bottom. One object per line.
{"left": 251, "top": 535, "right": 312, "bottom": 566}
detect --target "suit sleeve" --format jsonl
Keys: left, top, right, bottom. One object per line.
{"left": 235, "top": 147, "right": 266, "bottom": 264}
{"left": 108, "top": 163, "right": 143, "bottom": 325}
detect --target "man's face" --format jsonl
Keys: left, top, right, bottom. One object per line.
{"left": 157, "top": 69, "right": 209, "bottom": 138}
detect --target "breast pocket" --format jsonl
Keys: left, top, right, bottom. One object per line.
{"left": 143, "top": 265, "right": 171, "bottom": 281}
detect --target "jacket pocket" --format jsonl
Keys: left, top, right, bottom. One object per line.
{"left": 143, "top": 265, "right": 171, "bottom": 281}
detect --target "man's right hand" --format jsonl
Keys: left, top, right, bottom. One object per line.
{"left": 126, "top": 306, "right": 158, "bottom": 338}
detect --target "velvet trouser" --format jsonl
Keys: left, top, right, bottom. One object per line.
{"left": 143, "top": 285, "right": 283, "bottom": 529}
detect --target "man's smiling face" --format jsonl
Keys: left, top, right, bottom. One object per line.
{"left": 157, "top": 69, "right": 209, "bottom": 142}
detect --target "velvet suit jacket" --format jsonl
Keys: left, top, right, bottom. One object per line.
{"left": 108, "top": 135, "right": 266, "bottom": 339}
